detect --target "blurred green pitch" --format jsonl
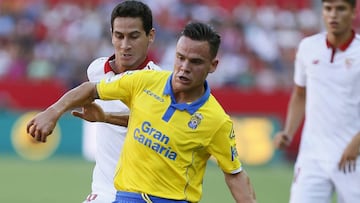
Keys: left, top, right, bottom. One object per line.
{"left": 0, "top": 156, "right": 294, "bottom": 203}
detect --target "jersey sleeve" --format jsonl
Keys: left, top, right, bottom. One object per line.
{"left": 96, "top": 70, "right": 140, "bottom": 107}
{"left": 87, "top": 57, "right": 108, "bottom": 82}
{"left": 207, "top": 118, "right": 242, "bottom": 174}
{"left": 294, "top": 40, "right": 307, "bottom": 87}
{"left": 144, "top": 61, "right": 162, "bottom": 71}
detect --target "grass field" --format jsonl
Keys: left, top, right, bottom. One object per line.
{"left": 0, "top": 155, "right": 295, "bottom": 203}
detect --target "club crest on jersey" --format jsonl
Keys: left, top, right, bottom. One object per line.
{"left": 188, "top": 113, "right": 203, "bottom": 129}
{"left": 345, "top": 58, "right": 354, "bottom": 69}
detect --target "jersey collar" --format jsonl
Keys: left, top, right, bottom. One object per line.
{"left": 161, "top": 74, "right": 210, "bottom": 122}
{"left": 326, "top": 30, "right": 355, "bottom": 51}
{"left": 104, "top": 54, "right": 151, "bottom": 74}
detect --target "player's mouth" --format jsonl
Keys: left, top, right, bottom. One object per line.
{"left": 121, "top": 53, "right": 132, "bottom": 59}
{"left": 176, "top": 75, "right": 191, "bottom": 84}
{"left": 179, "top": 75, "right": 189, "bottom": 81}
{"left": 329, "top": 21, "right": 339, "bottom": 28}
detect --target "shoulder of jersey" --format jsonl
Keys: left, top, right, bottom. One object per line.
{"left": 297, "top": 32, "right": 325, "bottom": 51}
{"left": 209, "top": 95, "right": 227, "bottom": 114}
{"left": 87, "top": 57, "right": 108, "bottom": 82}
{"left": 301, "top": 33, "right": 324, "bottom": 45}
{"left": 354, "top": 33, "right": 360, "bottom": 42}
{"left": 144, "top": 61, "right": 162, "bottom": 71}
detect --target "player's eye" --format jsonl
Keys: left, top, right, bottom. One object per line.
{"left": 114, "top": 33, "right": 124, "bottom": 39}
{"left": 176, "top": 54, "right": 185, "bottom": 61}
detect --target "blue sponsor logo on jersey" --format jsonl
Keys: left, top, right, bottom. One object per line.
{"left": 231, "top": 145, "right": 238, "bottom": 161}
{"left": 133, "top": 121, "right": 177, "bottom": 160}
{"left": 143, "top": 89, "right": 164, "bottom": 102}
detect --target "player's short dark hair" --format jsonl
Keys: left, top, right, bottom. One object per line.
{"left": 110, "top": 0, "right": 153, "bottom": 35}
{"left": 322, "top": 0, "right": 356, "bottom": 8}
{"left": 181, "top": 22, "right": 221, "bottom": 59}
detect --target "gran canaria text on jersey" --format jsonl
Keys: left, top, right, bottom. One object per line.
{"left": 133, "top": 121, "right": 177, "bottom": 161}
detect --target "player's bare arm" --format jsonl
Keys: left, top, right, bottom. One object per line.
{"left": 26, "top": 82, "right": 98, "bottom": 142}
{"left": 338, "top": 132, "right": 360, "bottom": 173}
{"left": 72, "top": 102, "right": 129, "bottom": 127}
{"left": 274, "top": 85, "right": 306, "bottom": 150}
{"left": 102, "top": 113, "right": 129, "bottom": 127}
{"left": 224, "top": 170, "right": 257, "bottom": 203}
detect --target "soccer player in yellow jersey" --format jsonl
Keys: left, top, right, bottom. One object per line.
{"left": 26, "top": 22, "right": 256, "bottom": 203}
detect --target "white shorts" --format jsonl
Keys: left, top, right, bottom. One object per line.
{"left": 82, "top": 192, "right": 116, "bottom": 203}
{"left": 289, "top": 158, "right": 360, "bottom": 203}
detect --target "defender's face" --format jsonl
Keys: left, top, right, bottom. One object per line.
{"left": 322, "top": 0, "right": 355, "bottom": 36}
{"left": 111, "top": 17, "right": 154, "bottom": 71}
{"left": 172, "top": 36, "right": 218, "bottom": 95}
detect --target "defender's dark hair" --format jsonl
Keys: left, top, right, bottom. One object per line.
{"left": 322, "top": 0, "right": 356, "bottom": 8}
{"left": 181, "top": 22, "right": 221, "bottom": 59}
{"left": 111, "top": 0, "right": 153, "bottom": 35}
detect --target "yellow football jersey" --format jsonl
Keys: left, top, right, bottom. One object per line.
{"left": 97, "top": 70, "right": 241, "bottom": 202}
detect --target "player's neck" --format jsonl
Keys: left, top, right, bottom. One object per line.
{"left": 110, "top": 61, "right": 137, "bottom": 74}
{"left": 326, "top": 29, "right": 353, "bottom": 48}
{"left": 111, "top": 56, "right": 148, "bottom": 74}
{"left": 173, "top": 87, "right": 205, "bottom": 104}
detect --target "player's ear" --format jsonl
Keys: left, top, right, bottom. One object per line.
{"left": 351, "top": 8, "right": 356, "bottom": 20}
{"left": 110, "top": 27, "right": 115, "bottom": 45}
{"left": 110, "top": 27, "right": 113, "bottom": 36}
{"left": 209, "top": 59, "right": 218, "bottom": 73}
{"left": 148, "top": 28, "right": 155, "bottom": 44}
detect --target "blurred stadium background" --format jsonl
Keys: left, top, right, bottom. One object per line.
{"left": 1, "top": 0, "right": 359, "bottom": 202}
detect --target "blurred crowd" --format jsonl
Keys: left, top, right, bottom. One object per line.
{"left": 0, "top": 0, "right": 359, "bottom": 92}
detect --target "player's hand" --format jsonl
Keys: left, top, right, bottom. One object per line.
{"left": 71, "top": 102, "right": 105, "bottom": 122}
{"left": 273, "top": 131, "right": 291, "bottom": 150}
{"left": 338, "top": 134, "right": 360, "bottom": 173}
{"left": 26, "top": 108, "right": 59, "bottom": 143}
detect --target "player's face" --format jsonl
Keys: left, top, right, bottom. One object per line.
{"left": 172, "top": 36, "right": 218, "bottom": 98}
{"left": 322, "top": 0, "right": 355, "bottom": 36}
{"left": 111, "top": 17, "right": 154, "bottom": 71}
